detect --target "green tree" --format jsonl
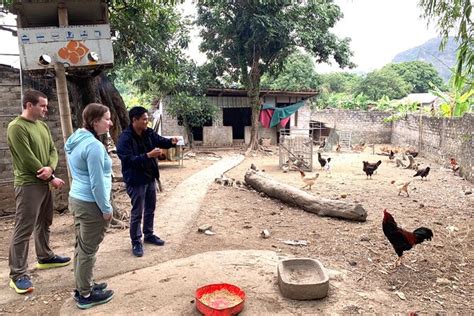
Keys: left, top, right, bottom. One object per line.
{"left": 418, "top": 0, "right": 473, "bottom": 88}
{"left": 383, "top": 61, "right": 445, "bottom": 93}
{"left": 197, "top": 1, "right": 354, "bottom": 150}
{"left": 319, "top": 72, "right": 361, "bottom": 94}
{"left": 355, "top": 68, "right": 411, "bottom": 100}
{"left": 109, "top": 1, "right": 190, "bottom": 100}
{"left": 260, "top": 51, "right": 321, "bottom": 90}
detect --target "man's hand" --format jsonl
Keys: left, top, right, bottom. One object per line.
{"left": 103, "top": 212, "right": 112, "bottom": 221}
{"left": 36, "top": 166, "right": 53, "bottom": 180}
{"left": 171, "top": 137, "right": 179, "bottom": 145}
{"left": 146, "top": 148, "right": 162, "bottom": 158}
{"left": 50, "top": 177, "right": 65, "bottom": 189}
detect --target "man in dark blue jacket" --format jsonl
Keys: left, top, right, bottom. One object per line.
{"left": 117, "top": 106, "right": 177, "bottom": 257}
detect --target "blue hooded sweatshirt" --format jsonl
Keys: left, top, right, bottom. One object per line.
{"left": 65, "top": 128, "right": 112, "bottom": 214}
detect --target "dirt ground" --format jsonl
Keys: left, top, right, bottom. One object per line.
{"left": 0, "top": 145, "right": 473, "bottom": 314}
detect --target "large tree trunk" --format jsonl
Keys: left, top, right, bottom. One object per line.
{"left": 67, "top": 71, "right": 129, "bottom": 143}
{"left": 244, "top": 169, "right": 367, "bottom": 222}
{"left": 246, "top": 52, "right": 262, "bottom": 152}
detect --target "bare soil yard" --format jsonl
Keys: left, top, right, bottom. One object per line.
{"left": 0, "top": 145, "right": 472, "bottom": 314}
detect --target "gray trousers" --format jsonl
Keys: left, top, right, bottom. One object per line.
{"left": 70, "top": 197, "right": 107, "bottom": 295}
{"left": 9, "top": 184, "right": 55, "bottom": 280}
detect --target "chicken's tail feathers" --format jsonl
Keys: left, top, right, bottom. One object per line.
{"left": 299, "top": 170, "right": 305, "bottom": 177}
{"left": 413, "top": 227, "right": 433, "bottom": 243}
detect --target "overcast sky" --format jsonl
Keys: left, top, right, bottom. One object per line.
{"left": 1, "top": 0, "right": 439, "bottom": 73}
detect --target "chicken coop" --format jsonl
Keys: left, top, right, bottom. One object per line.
{"left": 279, "top": 128, "right": 314, "bottom": 172}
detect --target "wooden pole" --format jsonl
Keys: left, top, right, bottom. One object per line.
{"left": 55, "top": 4, "right": 73, "bottom": 183}
{"left": 54, "top": 62, "right": 73, "bottom": 143}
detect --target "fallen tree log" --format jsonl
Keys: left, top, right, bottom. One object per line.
{"left": 244, "top": 169, "right": 367, "bottom": 222}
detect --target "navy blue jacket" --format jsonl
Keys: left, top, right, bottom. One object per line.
{"left": 116, "top": 126, "right": 174, "bottom": 186}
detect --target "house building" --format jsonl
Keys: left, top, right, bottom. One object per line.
{"left": 160, "top": 87, "right": 318, "bottom": 147}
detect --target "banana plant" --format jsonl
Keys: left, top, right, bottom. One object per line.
{"left": 430, "top": 74, "right": 474, "bottom": 117}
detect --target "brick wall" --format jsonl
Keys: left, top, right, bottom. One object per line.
{"left": 392, "top": 113, "right": 473, "bottom": 181}
{"left": 0, "top": 65, "right": 69, "bottom": 215}
{"left": 311, "top": 109, "right": 392, "bottom": 144}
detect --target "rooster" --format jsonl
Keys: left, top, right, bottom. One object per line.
{"left": 390, "top": 180, "right": 411, "bottom": 197}
{"left": 413, "top": 166, "right": 430, "bottom": 180}
{"left": 299, "top": 170, "right": 319, "bottom": 190}
{"left": 362, "top": 160, "right": 382, "bottom": 179}
{"left": 450, "top": 158, "right": 460, "bottom": 174}
{"left": 382, "top": 209, "right": 433, "bottom": 267}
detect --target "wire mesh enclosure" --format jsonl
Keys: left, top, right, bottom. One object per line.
{"left": 279, "top": 128, "right": 314, "bottom": 172}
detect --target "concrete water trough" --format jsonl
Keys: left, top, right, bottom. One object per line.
{"left": 277, "top": 258, "right": 329, "bottom": 300}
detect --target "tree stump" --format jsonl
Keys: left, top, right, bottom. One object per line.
{"left": 244, "top": 169, "right": 367, "bottom": 222}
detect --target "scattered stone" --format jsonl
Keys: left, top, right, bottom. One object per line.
{"left": 446, "top": 225, "right": 459, "bottom": 233}
{"left": 261, "top": 229, "right": 271, "bottom": 239}
{"left": 349, "top": 260, "right": 357, "bottom": 266}
{"left": 340, "top": 193, "right": 348, "bottom": 198}
{"left": 282, "top": 239, "right": 309, "bottom": 246}
{"left": 197, "top": 224, "right": 212, "bottom": 233}
{"left": 204, "top": 230, "right": 216, "bottom": 236}
{"left": 395, "top": 291, "right": 406, "bottom": 300}
{"left": 243, "top": 224, "right": 252, "bottom": 229}
{"left": 465, "top": 190, "right": 472, "bottom": 195}
{"left": 436, "top": 278, "right": 451, "bottom": 286}
{"left": 419, "top": 203, "right": 425, "bottom": 208}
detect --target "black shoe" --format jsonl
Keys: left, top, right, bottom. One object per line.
{"left": 36, "top": 255, "right": 71, "bottom": 269}
{"left": 76, "top": 289, "right": 114, "bottom": 309}
{"left": 132, "top": 242, "right": 144, "bottom": 257}
{"left": 144, "top": 235, "right": 165, "bottom": 246}
{"left": 73, "top": 282, "right": 108, "bottom": 301}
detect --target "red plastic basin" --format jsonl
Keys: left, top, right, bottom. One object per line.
{"left": 195, "top": 283, "right": 246, "bottom": 316}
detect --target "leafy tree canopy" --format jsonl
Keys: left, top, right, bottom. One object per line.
{"left": 319, "top": 72, "right": 361, "bottom": 94}
{"left": 260, "top": 51, "right": 321, "bottom": 91}
{"left": 354, "top": 68, "right": 411, "bottom": 100}
{"left": 382, "top": 61, "right": 445, "bottom": 93}
{"left": 108, "top": 1, "right": 191, "bottom": 99}
{"left": 196, "top": 1, "right": 354, "bottom": 149}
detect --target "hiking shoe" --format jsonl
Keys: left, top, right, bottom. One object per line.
{"left": 132, "top": 242, "right": 144, "bottom": 257}
{"left": 144, "top": 235, "right": 165, "bottom": 246}
{"left": 73, "top": 282, "right": 108, "bottom": 301}
{"left": 36, "top": 255, "right": 71, "bottom": 269}
{"left": 76, "top": 289, "right": 114, "bottom": 310}
{"left": 9, "top": 276, "right": 34, "bottom": 294}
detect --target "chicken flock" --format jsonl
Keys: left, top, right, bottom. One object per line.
{"left": 271, "top": 145, "right": 461, "bottom": 269}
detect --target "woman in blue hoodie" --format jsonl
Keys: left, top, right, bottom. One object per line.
{"left": 65, "top": 103, "right": 114, "bottom": 309}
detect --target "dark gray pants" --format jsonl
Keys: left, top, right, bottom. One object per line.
{"left": 70, "top": 197, "right": 107, "bottom": 296}
{"left": 9, "top": 184, "right": 55, "bottom": 280}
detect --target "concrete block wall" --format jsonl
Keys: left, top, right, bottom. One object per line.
{"left": 203, "top": 126, "right": 233, "bottom": 146}
{"left": 392, "top": 114, "right": 473, "bottom": 181}
{"left": 311, "top": 109, "right": 392, "bottom": 144}
{"left": 0, "top": 65, "right": 69, "bottom": 215}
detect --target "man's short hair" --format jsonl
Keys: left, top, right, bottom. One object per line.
{"left": 129, "top": 106, "right": 148, "bottom": 122}
{"left": 22, "top": 89, "right": 48, "bottom": 109}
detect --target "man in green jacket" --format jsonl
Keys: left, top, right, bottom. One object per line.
{"left": 7, "top": 89, "right": 71, "bottom": 294}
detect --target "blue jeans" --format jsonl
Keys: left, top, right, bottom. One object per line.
{"left": 126, "top": 181, "right": 156, "bottom": 244}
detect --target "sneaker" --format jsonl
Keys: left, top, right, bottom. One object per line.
{"left": 132, "top": 242, "right": 144, "bottom": 257}
{"left": 9, "top": 276, "right": 34, "bottom": 294}
{"left": 144, "top": 235, "right": 165, "bottom": 246}
{"left": 36, "top": 255, "right": 71, "bottom": 269}
{"left": 73, "top": 282, "right": 108, "bottom": 301}
{"left": 76, "top": 289, "right": 114, "bottom": 310}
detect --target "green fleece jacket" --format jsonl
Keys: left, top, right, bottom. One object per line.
{"left": 7, "top": 116, "right": 58, "bottom": 186}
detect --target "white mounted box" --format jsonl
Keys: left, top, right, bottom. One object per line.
{"left": 17, "top": 24, "right": 113, "bottom": 71}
